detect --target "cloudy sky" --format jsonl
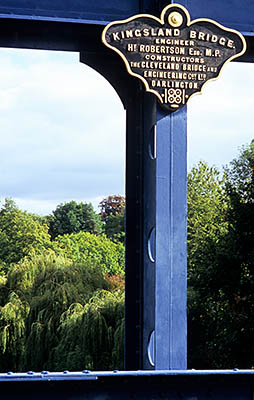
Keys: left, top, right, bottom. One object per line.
{"left": 0, "top": 48, "right": 253, "bottom": 215}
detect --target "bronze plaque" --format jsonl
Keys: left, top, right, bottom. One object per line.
{"left": 102, "top": 4, "right": 246, "bottom": 113}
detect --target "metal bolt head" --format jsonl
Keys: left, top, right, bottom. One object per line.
{"left": 168, "top": 12, "right": 183, "bottom": 27}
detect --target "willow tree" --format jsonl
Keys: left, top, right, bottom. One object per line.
{"left": 54, "top": 289, "right": 124, "bottom": 371}
{"left": 0, "top": 292, "right": 29, "bottom": 371}
{"left": 0, "top": 250, "right": 111, "bottom": 371}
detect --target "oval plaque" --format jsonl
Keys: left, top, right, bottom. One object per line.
{"left": 102, "top": 4, "right": 246, "bottom": 113}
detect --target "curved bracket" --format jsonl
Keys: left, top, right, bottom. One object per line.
{"left": 80, "top": 49, "right": 139, "bottom": 109}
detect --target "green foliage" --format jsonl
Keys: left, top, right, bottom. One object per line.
{"left": 0, "top": 251, "right": 111, "bottom": 371}
{"left": 54, "top": 289, "right": 124, "bottom": 371}
{"left": 24, "top": 260, "right": 109, "bottom": 370}
{"left": 188, "top": 148, "right": 254, "bottom": 369}
{"left": 207, "top": 142, "right": 254, "bottom": 368}
{"left": 99, "top": 195, "right": 125, "bottom": 243}
{"left": 48, "top": 201, "right": 103, "bottom": 239}
{"left": 224, "top": 139, "right": 254, "bottom": 202}
{"left": 187, "top": 162, "right": 231, "bottom": 368}
{"left": 28, "top": 212, "right": 49, "bottom": 226}
{"left": 187, "top": 161, "right": 229, "bottom": 273}
{"left": 0, "top": 195, "right": 125, "bottom": 372}
{"left": 7, "top": 251, "right": 108, "bottom": 302}
{"left": 53, "top": 232, "right": 125, "bottom": 276}
{"left": 105, "top": 211, "right": 125, "bottom": 244}
{"left": 0, "top": 292, "right": 29, "bottom": 371}
{"left": 0, "top": 199, "right": 51, "bottom": 269}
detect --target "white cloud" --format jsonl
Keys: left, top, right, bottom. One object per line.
{"left": 188, "top": 62, "right": 254, "bottom": 169}
{"left": 0, "top": 49, "right": 126, "bottom": 215}
{"left": 0, "top": 49, "right": 253, "bottom": 214}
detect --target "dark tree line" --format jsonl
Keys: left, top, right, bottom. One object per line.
{"left": 188, "top": 140, "right": 254, "bottom": 368}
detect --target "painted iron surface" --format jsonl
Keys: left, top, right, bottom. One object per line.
{"left": 0, "top": 370, "right": 254, "bottom": 400}
{"left": 174, "top": 0, "right": 254, "bottom": 33}
{"left": 1, "top": 369, "right": 254, "bottom": 381}
{"left": 0, "top": 0, "right": 154, "bottom": 24}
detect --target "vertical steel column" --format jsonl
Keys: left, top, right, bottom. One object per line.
{"left": 125, "top": 91, "right": 187, "bottom": 370}
{"left": 125, "top": 87, "right": 157, "bottom": 370}
{"left": 155, "top": 107, "right": 187, "bottom": 370}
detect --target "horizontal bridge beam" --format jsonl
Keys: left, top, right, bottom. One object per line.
{"left": 0, "top": 370, "right": 254, "bottom": 399}
{"left": 175, "top": 0, "right": 254, "bottom": 34}
{"left": 0, "top": 0, "right": 157, "bottom": 25}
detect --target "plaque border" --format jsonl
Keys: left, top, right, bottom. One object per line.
{"left": 102, "top": 4, "right": 247, "bottom": 106}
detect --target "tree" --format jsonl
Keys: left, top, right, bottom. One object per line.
{"left": 210, "top": 141, "right": 254, "bottom": 368}
{"left": 99, "top": 195, "right": 125, "bottom": 243}
{"left": 0, "top": 198, "right": 125, "bottom": 371}
{"left": 99, "top": 195, "right": 125, "bottom": 223}
{"left": 0, "top": 199, "right": 51, "bottom": 269}
{"left": 54, "top": 289, "right": 124, "bottom": 371}
{"left": 187, "top": 161, "right": 229, "bottom": 277}
{"left": 53, "top": 231, "right": 125, "bottom": 276}
{"left": 0, "top": 292, "right": 29, "bottom": 371}
{"left": 48, "top": 201, "right": 103, "bottom": 240}
{"left": 105, "top": 210, "right": 125, "bottom": 243}
{"left": 0, "top": 250, "right": 111, "bottom": 371}
{"left": 188, "top": 147, "right": 254, "bottom": 369}
{"left": 224, "top": 139, "right": 254, "bottom": 202}
{"left": 187, "top": 162, "right": 230, "bottom": 368}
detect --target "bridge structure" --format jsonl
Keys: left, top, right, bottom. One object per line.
{"left": 0, "top": 0, "right": 253, "bottom": 398}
